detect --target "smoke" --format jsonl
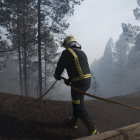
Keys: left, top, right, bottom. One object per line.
{"left": 0, "top": 56, "right": 92, "bottom": 101}
{"left": 0, "top": 55, "right": 20, "bottom": 95}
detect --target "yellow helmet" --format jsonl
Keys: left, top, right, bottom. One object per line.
{"left": 62, "top": 35, "right": 77, "bottom": 48}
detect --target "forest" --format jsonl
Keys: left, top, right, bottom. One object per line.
{"left": 0, "top": 0, "right": 84, "bottom": 99}
{"left": 1, "top": 1, "right": 140, "bottom": 140}
{"left": 90, "top": 0, "right": 140, "bottom": 98}
{"left": 0, "top": 0, "right": 140, "bottom": 100}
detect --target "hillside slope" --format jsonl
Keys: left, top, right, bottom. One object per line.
{"left": 0, "top": 91, "right": 140, "bottom": 140}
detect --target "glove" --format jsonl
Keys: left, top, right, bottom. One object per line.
{"left": 54, "top": 74, "right": 61, "bottom": 80}
{"left": 64, "top": 78, "right": 71, "bottom": 86}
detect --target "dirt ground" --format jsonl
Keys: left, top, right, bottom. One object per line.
{"left": 0, "top": 90, "right": 140, "bottom": 140}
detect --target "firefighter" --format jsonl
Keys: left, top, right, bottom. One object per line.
{"left": 54, "top": 35, "right": 99, "bottom": 136}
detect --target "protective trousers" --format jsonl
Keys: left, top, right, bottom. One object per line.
{"left": 71, "top": 82, "right": 93, "bottom": 128}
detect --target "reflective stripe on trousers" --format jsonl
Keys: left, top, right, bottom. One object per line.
{"left": 71, "top": 82, "right": 92, "bottom": 123}
{"left": 72, "top": 99, "right": 80, "bottom": 104}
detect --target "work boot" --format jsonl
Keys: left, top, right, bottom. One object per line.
{"left": 86, "top": 122, "right": 99, "bottom": 136}
{"left": 67, "top": 116, "right": 78, "bottom": 129}
{"left": 87, "top": 128, "right": 99, "bottom": 136}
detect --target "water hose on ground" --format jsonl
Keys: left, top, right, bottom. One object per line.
{"left": 61, "top": 77, "right": 140, "bottom": 111}
{"left": 9, "top": 77, "right": 140, "bottom": 111}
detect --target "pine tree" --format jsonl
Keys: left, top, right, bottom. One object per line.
{"left": 112, "top": 33, "right": 129, "bottom": 95}
{"left": 37, "top": 0, "right": 85, "bottom": 96}
{"left": 90, "top": 38, "right": 114, "bottom": 98}
{"left": 0, "top": 0, "right": 85, "bottom": 97}
{"left": 121, "top": 0, "right": 140, "bottom": 92}
{"left": 98, "top": 38, "right": 113, "bottom": 84}
{"left": 122, "top": 0, "right": 140, "bottom": 44}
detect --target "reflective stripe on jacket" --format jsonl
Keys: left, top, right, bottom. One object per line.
{"left": 55, "top": 46, "right": 91, "bottom": 83}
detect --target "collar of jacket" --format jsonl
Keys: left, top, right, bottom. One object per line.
{"left": 66, "top": 42, "right": 81, "bottom": 50}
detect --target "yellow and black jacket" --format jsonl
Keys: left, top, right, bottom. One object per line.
{"left": 54, "top": 46, "right": 91, "bottom": 84}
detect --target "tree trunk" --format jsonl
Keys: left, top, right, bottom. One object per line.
{"left": 45, "top": 42, "right": 47, "bottom": 91}
{"left": 23, "top": 30, "right": 28, "bottom": 96}
{"left": 95, "top": 77, "right": 96, "bottom": 96}
{"left": 17, "top": 3, "right": 23, "bottom": 96}
{"left": 38, "top": 0, "right": 42, "bottom": 97}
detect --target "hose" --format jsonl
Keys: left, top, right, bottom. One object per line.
{"left": 11, "top": 77, "right": 140, "bottom": 111}
{"left": 61, "top": 77, "right": 140, "bottom": 111}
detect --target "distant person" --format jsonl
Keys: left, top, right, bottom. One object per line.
{"left": 54, "top": 35, "right": 99, "bottom": 136}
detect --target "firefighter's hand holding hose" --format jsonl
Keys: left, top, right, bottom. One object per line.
{"left": 54, "top": 74, "right": 71, "bottom": 86}
{"left": 54, "top": 74, "right": 61, "bottom": 80}
{"left": 64, "top": 78, "right": 71, "bottom": 86}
